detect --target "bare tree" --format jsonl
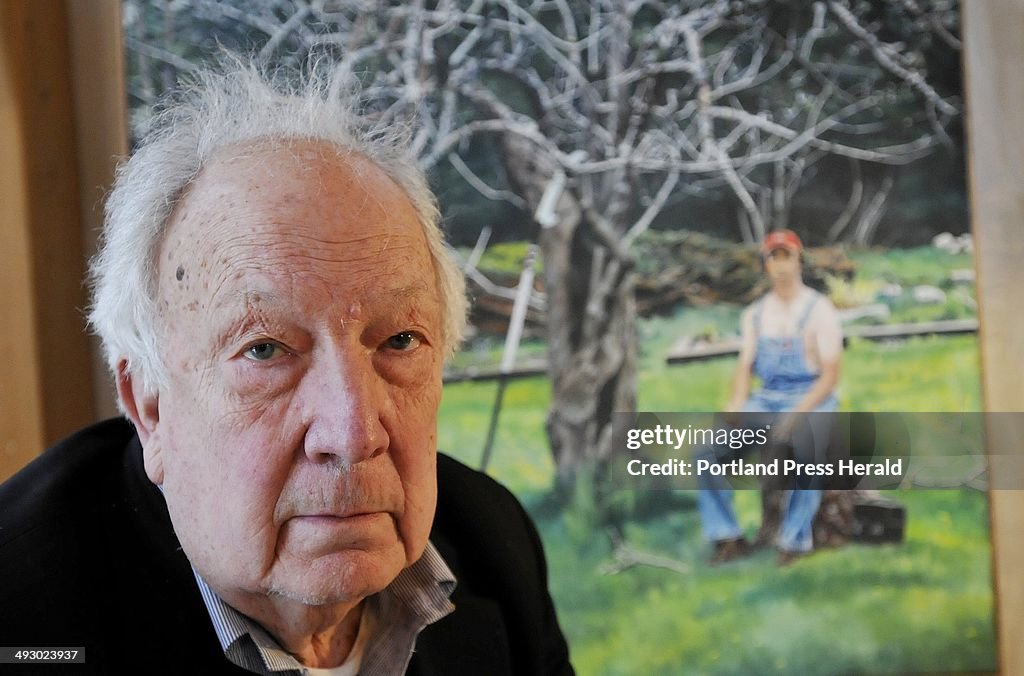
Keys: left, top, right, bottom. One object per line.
{"left": 124, "top": 0, "right": 961, "bottom": 489}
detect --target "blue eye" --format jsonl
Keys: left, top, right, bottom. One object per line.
{"left": 244, "top": 343, "right": 282, "bottom": 361}
{"left": 385, "top": 332, "right": 420, "bottom": 351}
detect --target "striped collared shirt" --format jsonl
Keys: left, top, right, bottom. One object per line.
{"left": 192, "top": 543, "right": 456, "bottom": 675}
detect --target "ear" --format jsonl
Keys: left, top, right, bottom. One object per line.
{"left": 117, "top": 360, "right": 165, "bottom": 485}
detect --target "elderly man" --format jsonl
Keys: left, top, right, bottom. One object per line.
{"left": 695, "top": 229, "right": 842, "bottom": 566}
{"left": 0, "top": 63, "right": 572, "bottom": 675}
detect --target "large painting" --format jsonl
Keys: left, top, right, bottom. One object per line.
{"left": 124, "top": 1, "right": 993, "bottom": 672}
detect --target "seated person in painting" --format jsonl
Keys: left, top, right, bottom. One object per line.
{"left": 695, "top": 229, "right": 842, "bottom": 566}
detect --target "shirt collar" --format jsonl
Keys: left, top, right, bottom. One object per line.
{"left": 192, "top": 542, "right": 456, "bottom": 673}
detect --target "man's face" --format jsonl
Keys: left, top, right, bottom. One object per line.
{"left": 139, "top": 141, "right": 443, "bottom": 607}
{"left": 764, "top": 247, "right": 801, "bottom": 286}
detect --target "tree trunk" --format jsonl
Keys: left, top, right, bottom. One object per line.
{"left": 758, "top": 488, "right": 855, "bottom": 549}
{"left": 500, "top": 135, "right": 639, "bottom": 489}
{"left": 541, "top": 222, "right": 638, "bottom": 486}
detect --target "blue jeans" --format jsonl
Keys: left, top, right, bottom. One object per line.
{"left": 696, "top": 391, "right": 837, "bottom": 553}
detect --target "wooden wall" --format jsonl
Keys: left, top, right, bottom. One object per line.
{"left": 1, "top": 1, "right": 91, "bottom": 479}
{"left": 963, "top": 3, "right": 1024, "bottom": 674}
{"left": 0, "top": 0, "right": 123, "bottom": 482}
{"left": 66, "top": 0, "right": 128, "bottom": 421}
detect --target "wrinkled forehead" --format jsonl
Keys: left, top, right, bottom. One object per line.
{"left": 166, "top": 139, "right": 410, "bottom": 235}
{"left": 154, "top": 139, "right": 435, "bottom": 315}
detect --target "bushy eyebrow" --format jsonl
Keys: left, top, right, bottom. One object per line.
{"left": 208, "top": 294, "right": 274, "bottom": 349}
{"left": 210, "top": 284, "right": 435, "bottom": 346}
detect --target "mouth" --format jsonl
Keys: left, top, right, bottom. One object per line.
{"left": 286, "top": 512, "right": 394, "bottom": 540}
{"left": 294, "top": 511, "right": 386, "bottom": 524}
{"left": 282, "top": 511, "right": 397, "bottom": 555}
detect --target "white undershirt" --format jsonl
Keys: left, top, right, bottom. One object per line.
{"left": 738, "top": 285, "right": 843, "bottom": 371}
{"left": 301, "top": 602, "right": 376, "bottom": 676}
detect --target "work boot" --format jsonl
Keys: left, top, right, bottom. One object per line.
{"left": 776, "top": 548, "right": 809, "bottom": 567}
{"left": 710, "top": 538, "right": 752, "bottom": 565}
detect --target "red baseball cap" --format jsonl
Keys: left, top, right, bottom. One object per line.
{"left": 761, "top": 229, "right": 803, "bottom": 255}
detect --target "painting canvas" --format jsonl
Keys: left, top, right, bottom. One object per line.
{"left": 123, "top": 0, "right": 995, "bottom": 672}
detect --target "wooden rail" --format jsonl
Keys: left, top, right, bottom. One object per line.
{"left": 665, "top": 318, "right": 978, "bottom": 365}
{"left": 443, "top": 360, "right": 549, "bottom": 384}
{"left": 442, "top": 319, "right": 979, "bottom": 382}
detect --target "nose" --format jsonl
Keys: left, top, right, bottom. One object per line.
{"left": 300, "top": 343, "right": 389, "bottom": 466}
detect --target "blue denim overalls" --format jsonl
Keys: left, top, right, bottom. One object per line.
{"left": 697, "top": 291, "right": 838, "bottom": 553}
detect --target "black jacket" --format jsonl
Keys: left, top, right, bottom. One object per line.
{"left": 0, "top": 418, "right": 573, "bottom": 675}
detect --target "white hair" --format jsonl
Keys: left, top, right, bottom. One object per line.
{"left": 89, "top": 59, "right": 467, "bottom": 397}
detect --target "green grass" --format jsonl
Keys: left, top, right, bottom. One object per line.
{"left": 457, "top": 240, "right": 544, "bottom": 275}
{"left": 439, "top": 378, "right": 554, "bottom": 492}
{"left": 548, "top": 487, "right": 994, "bottom": 676}
{"left": 844, "top": 245, "right": 977, "bottom": 325}
{"left": 847, "top": 246, "right": 973, "bottom": 288}
{"left": 437, "top": 244, "right": 993, "bottom": 675}
{"left": 439, "top": 335, "right": 993, "bottom": 675}
{"left": 841, "top": 335, "right": 981, "bottom": 411}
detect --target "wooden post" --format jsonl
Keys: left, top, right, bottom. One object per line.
{"left": 66, "top": 0, "right": 128, "bottom": 420}
{"left": 0, "top": 1, "right": 124, "bottom": 480}
{"left": 962, "top": 3, "right": 1024, "bottom": 674}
